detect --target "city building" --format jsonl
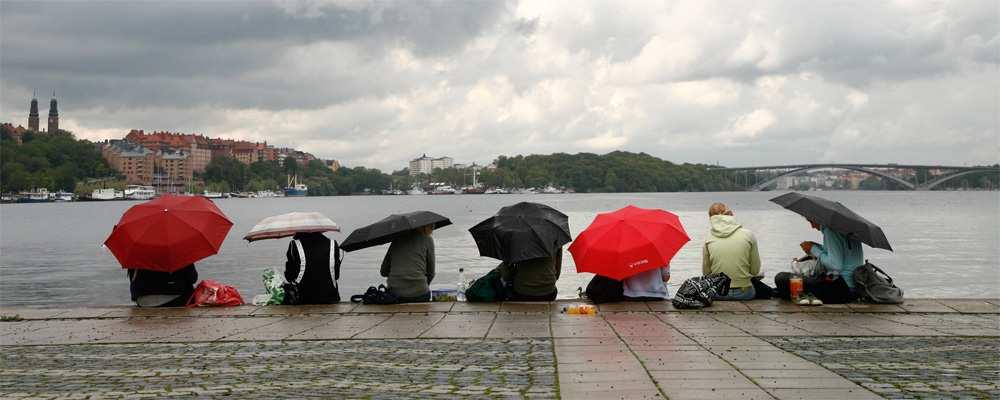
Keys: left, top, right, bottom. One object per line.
{"left": 27, "top": 95, "right": 39, "bottom": 132}
{"left": 47, "top": 94, "right": 58, "bottom": 133}
{"left": 1, "top": 123, "right": 29, "bottom": 145}
{"left": 409, "top": 154, "right": 454, "bottom": 175}
{"left": 102, "top": 140, "right": 155, "bottom": 185}
{"left": 125, "top": 130, "right": 212, "bottom": 172}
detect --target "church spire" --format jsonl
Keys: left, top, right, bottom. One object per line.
{"left": 47, "top": 91, "right": 59, "bottom": 133}
{"left": 28, "top": 91, "right": 40, "bottom": 132}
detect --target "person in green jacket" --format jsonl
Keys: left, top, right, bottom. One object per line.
{"left": 380, "top": 225, "right": 435, "bottom": 303}
{"left": 497, "top": 248, "right": 562, "bottom": 301}
{"left": 702, "top": 203, "right": 762, "bottom": 300}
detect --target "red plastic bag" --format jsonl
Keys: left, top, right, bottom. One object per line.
{"left": 187, "top": 280, "right": 244, "bottom": 307}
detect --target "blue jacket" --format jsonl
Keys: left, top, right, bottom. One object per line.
{"left": 810, "top": 226, "right": 864, "bottom": 289}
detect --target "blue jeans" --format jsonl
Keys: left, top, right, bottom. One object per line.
{"left": 714, "top": 285, "right": 755, "bottom": 301}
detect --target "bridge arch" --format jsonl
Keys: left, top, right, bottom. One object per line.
{"left": 749, "top": 165, "right": 916, "bottom": 191}
{"left": 919, "top": 168, "right": 1000, "bottom": 190}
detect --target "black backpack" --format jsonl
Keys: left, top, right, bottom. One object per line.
{"left": 585, "top": 275, "right": 624, "bottom": 304}
{"left": 853, "top": 262, "right": 904, "bottom": 304}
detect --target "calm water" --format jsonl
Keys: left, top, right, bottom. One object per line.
{"left": 1, "top": 191, "right": 998, "bottom": 306}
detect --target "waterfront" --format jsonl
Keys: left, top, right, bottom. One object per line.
{"left": 1, "top": 191, "right": 998, "bottom": 306}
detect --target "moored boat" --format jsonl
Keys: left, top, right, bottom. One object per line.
{"left": 16, "top": 189, "right": 52, "bottom": 203}
{"left": 284, "top": 175, "right": 308, "bottom": 197}
{"left": 124, "top": 185, "right": 156, "bottom": 200}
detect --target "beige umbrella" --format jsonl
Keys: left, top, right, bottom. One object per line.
{"left": 244, "top": 212, "right": 340, "bottom": 242}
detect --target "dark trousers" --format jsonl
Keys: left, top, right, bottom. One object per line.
{"left": 508, "top": 291, "right": 557, "bottom": 302}
{"left": 774, "top": 272, "right": 857, "bottom": 304}
{"left": 396, "top": 293, "right": 431, "bottom": 303}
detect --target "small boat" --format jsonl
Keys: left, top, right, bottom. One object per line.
{"left": 283, "top": 175, "right": 308, "bottom": 197}
{"left": 90, "top": 188, "right": 124, "bottom": 201}
{"left": 407, "top": 185, "right": 426, "bottom": 195}
{"left": 541, "top": 185, "right": 564, "bottom": 194}
{"left": 202, "top": 191, "right": 224, "bottom": 199}
{"left": 124, "top": 185, "right": 156, "bottom": 200}
{"left": 1, "top": 194, "right": 14, "bottom": 203}
{"left": 53, "top": 191, "right": 75, "bottom": 202}
{"left": 16, "top": 189, "right": 52, "bottom": 203}
{"left": 462, "top": 186, "right": 485, "bottom": 194}
{"left": 429, "top": 185, "right": 458, "bottom": 195}
{"left": 256, "top": 190, "right": 280, "bottom": 198}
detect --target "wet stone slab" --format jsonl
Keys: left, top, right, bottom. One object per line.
{"left": 764, "top": 336, "right": 1000, "bottom": 400}
{"left": 0, "top": 338, "right": 557, "bottom": 399}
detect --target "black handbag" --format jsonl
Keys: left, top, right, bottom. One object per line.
{"left": 751, "top": 276, "right": 774, "bottom": 299}
{"left": 585, "top": 275, "right": 624, "bottom": 304}
{"left": 350, "top": 284, "right": 400, "bottom": 305}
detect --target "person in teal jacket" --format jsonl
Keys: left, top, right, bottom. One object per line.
{"left": 776, "top": 219, "right": 863, "bottom": 304}
{"left": 802, "top": 222, "right": 864, "bottom": 289}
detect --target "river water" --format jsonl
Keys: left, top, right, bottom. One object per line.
{"left": 1, "top": 191, "right": 997, "bottom": 306}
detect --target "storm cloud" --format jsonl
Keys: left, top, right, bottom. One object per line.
{"left": 2, "top": 0, "right": 997, "bottom": 170}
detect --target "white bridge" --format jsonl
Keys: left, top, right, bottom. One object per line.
{"left": 714, "top": 163, "right": 999, "bottom": 191}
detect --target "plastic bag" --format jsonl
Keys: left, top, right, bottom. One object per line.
{"left": 791, "top": 256, "right": 825, "bottom": 278}
{"left": 252, "top": 269, "right": 285, "bottom": 306}
{"left": 671, "top": 273, "right": 731, "bottom": 309}
{"left": 187, "top": 280, "right": 244, "bottom": 307}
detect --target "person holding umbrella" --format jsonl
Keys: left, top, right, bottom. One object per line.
{"left": 771, "top": 192, "right": 893, "bottom": 304}
{"left": 572, "top": 205, "right": 689, "bottom": 303}
{"left": 470, "top": 202, "right": 573, "bottom": 302}
{"left": 244, "top": 211, "right": 345, "bottom": 305}
{"left": 341, "top": 211, "right": 451, "bottom": 304}
{"left": 380, "top": 224, "right": 436, "bottom": 303}
{"left": 105, "top": 195, "right": 233, "bottom": 307}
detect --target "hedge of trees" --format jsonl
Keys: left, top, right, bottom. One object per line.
{"left": 1, "top": 128, "right": 116, "bottom": 193}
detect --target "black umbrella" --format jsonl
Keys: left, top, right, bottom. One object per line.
{"left": 469, "top": 202, "right": 572, "bottom": 264}
{"left": 770, "top": 192, "right": 892, "bottom": 251}
{"left": 341, "top": 211, "right": 451, "bottom": 252}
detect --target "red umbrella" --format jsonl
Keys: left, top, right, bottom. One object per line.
{"left": 569, "top": 205, "right": 690, "bottom": 281}
{"left": 104, "top": 195, "right": 233, "bottom": 272}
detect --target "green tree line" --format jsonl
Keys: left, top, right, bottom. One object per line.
{"left": 1, "top": 128, "right": 116, "bottom": 193}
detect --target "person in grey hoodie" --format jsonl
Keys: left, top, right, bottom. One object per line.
{"left": 380, "top": 225, "right": 436, "bottom": 302}
{"left": 702, "top": 203, "right": 762, "bottom": 300}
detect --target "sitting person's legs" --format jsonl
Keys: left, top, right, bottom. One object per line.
{"left": 508, "top": 291, "right": 557, "bottom": 302}
{"left": 804, "top": 276, "right": 856, "bottom": 304}
{"left": 774, "top": 272, "right": 793, "bottom": 300}
{"left": 713, "top": 285, "right": 755, "bottom": 301}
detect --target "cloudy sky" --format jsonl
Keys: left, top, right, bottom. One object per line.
{"left": 2, "top": 0, "right": 997, "bottom": 170}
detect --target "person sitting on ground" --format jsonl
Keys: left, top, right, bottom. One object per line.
{"left": 498, "top": 246, "right": 563, "bottom": 301}
{"left": 126, "top": 264, "right": 198, "bottom": 307}
{"left": 285, "top": 231, "right": 340, "bottom": 304}
{"left": 775, "top": 218, "right": 863, "bottom": 304}
{"left": 380, "top": 225, "right": 436, "bottom": 303}
{"left": 702, "top": 203, "right": 762, "bottom": 301}
{"left": 623, "top": 265, "right": 671, "bottom": 301}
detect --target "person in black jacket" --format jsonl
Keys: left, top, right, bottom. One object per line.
{"left": 285, "top": 232, "right": 341, "bottom": 304}
{"left": 126, "top": 264, "right": 198, "bottom": 307}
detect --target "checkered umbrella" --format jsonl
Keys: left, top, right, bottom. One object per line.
{"left": 244, "top": 212, "right": 340, "bottom": 242}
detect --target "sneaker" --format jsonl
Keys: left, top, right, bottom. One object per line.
{"left": 810, "top": 297, "right": 824, "bottom": 306}
{"left": 796, "top": 296, "right": 811, "bottom": 306}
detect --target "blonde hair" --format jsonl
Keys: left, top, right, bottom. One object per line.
{"left": 708, "top": 203, "right": 732, "bottom": 217}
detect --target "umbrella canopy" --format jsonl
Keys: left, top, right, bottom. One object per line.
{"left": 569, "top": 205, "right": 690, "bottom": 281}
{"left": 244, "top": 211, "right": 340, "bottom": 242}
{"left": 104, "top": 195, "right": 233, "bottom": 272}
{"left": 341, "top": 211, "right": 451, "bottom": 252}
{"left": 770, "top": 192, "right": 892, "bottom": 251}
{"left": 469, "top": 202, "right": 572, "bottom": 264}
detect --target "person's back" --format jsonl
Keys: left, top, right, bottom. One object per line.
{"left": 286, "top": 232, "right": 339, "bottom": 304}
{"left": 623, "top": 266, "right": 670, "bottom": 300}
{"left": 381, "top": 230, "right": 435, "bottom": 301}
{"left": 702, "top": 204, "right": 761, "bottom": 300}
{"left": 812, "top": 226, "right": 864, "bottom": 288}
{"left": 127, "top": 264, "right": 198, "bottom": 307}
{"left": 499, "top": 250, "right": 561, "bottom": 301}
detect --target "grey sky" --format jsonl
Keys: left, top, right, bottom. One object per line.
{"left": 2, "top": 0, "right": 997, "bottom": 170}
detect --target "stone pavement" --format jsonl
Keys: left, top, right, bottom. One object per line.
{"left": 1, "top": 298, "right": 997, "bottom": 399}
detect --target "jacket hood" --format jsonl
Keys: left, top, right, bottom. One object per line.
{"left": 710, "top": 215, "right": 742, "bottom": 238}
